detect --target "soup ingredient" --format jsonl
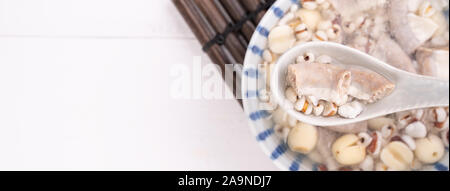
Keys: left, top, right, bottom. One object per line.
{"left": 347, "top": 67, "right": 396, "bottom": 103}
{"left": 317, "top": 128, "right": 341, "bottom": 171}
{"left": 416, "top": 47, "right": 450, "bottom": 80}
{"left": 402, "top": 135, "right": 417, "bottom": 150}
{"left": 367, "top": 131, "right": 382, "bottom": 156}
{"left": 359, "top": 155, "right": 374, "bottom": 171}
{"left": 405, "top": 121, "right": 428, "bottom": 138}
{"left": 285, "top": 87, "right": 298, "bottom": 103}
{"left": 287, "top": 123, "right": 318, "bottom": 154}
{"left": 338, "top": 101, "right": 364, "bottom": 119}
{"left": 368, "top": 117, "right": 395, "bottom": 131}
{"left": 380, "top": 141, "right": 414, "bottom": 171}
{"left": 313, "top": 101, "right": 325, "bottom": 116}
{"left": 294, "top": 24, "right": 312, "bottom": 41}
{"left": 415, "top": 134, "right": 445, "bottom": 164}
{"left": 313, "top": 30, "right": 329, "bottom": 41}
{"left": 418, "top": 1, "right": 436, "bottom": 17}
{"left": 287, "top": 62, "right": 352, "bottom": 106}
{"left": 268, "top": 25, "right": 296, "bottom": 54}
{"left": 368, "top": 35, "right": 416, "bottom": 73}
{"left": 389, "top": 0, "right": 438, "bottom": 54}
{"left": 295, "top": 9, "right": 322, "bottom": 31}
{"left": 432, "top": 107, "right": 448, "bottom": 123}
{"left": 332, "top": 134, "right": 366, "bottom": 165}
{"left": 322, "top": 101, "right": 338, "bottom": 117}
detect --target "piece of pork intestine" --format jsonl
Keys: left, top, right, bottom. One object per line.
{"left": 287, "top": 62, "right": 352, "bottom": 106}
{"left": 389, "top": 0, "right": 439, "bottom": 54}
{"left": 347, "top": 67, "right": 395, "bottom": 103}
{"left": 368, "top": 35, "right": 417, "bottom": 74}
{"left": 416, "top": 47, "right": 450, "bottom": 80}
{"left": 316, "top": 127, "right": 341, "bottom": 171}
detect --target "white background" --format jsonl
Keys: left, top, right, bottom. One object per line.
{"left": 0, "top": 0, "right": 278, "bottom": 170}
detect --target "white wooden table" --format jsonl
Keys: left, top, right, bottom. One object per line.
{"left": 0, "top": 0, "right": 278, "bottom": 170}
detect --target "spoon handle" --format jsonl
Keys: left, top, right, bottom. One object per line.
{"left": 394, "top": 73, "right": 449, "bottom": 111}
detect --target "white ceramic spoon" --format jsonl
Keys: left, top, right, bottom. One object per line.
{"left": 271, "top": 42, "right": 449, "bottom": 127}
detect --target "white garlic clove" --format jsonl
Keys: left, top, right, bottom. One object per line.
{"left": 405, "top": 121, "right": 427, "bottom": 138}
{"left": 337, "top": 101, "right": 364, "bottom": 119}
{"left": 359, "top": 156, "right": 374, "bottom": 171}
{"left": 358, "top": 132, "right": 373, "bottom": 147}
{"left": 380, "top": 141, "right": 414, "bottom": 171}
{"left": 415, "top": 134, "right": 445, "bottom": 164}
{"left": 287, "top": 123, "right": 318, "bottom": 154}
{"left": 316, "top": 55, "right": 332, "bottom": 64}
{"left": 332, "top": 134, "right": 366, "bottom": 165}
{"left": 285, "top": 87, "right": 298, "bottom": 103}
{"left": 268, "top": 25, "right": 296, "bottom": 54}
{"left": 368, "top": 117, "right": 395, "bottom": 131}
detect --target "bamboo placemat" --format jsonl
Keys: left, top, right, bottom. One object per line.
{"left": 173, "top": 0, "right": 275, "bottom": 107}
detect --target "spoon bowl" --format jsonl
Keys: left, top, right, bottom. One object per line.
{"left": 271, "top": 42, "right": 449, "bottom": 127}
